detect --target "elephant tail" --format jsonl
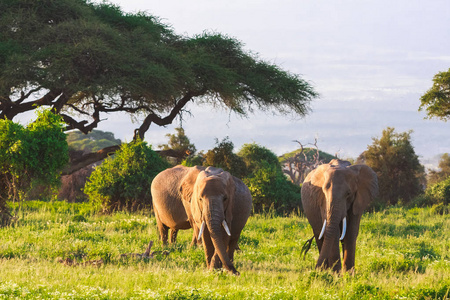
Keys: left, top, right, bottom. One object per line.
{"left": 301, "top": 236, "right": 314, "bottom": 260}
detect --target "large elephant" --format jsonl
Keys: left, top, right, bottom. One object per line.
{"left": 151, "top": 165, "right": 204, "bottom": 245}
{"left": 301, "top": 159, "right": 378, "bottom": 272}
{"left": 187, "top": 166, "right": 252, "bottom": 275}
{"left": 151, "top": 165, "right": 253, "bottom": 275}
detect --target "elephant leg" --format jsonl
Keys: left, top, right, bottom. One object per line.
{"left": 170, "top": 229, "right": 178, "bottom": 244}
{"left": 190, "top": 226, "right": 201, "bottom": 247}
{"left": 211, "top": 253, "right": 222, "bottom": 269}
{"left": 342, "top": 214, "right": 362, "bottom": 272}
{"left": 154, "top": 209, "right": 169, "bottom": 245}
{"left": 212, "top": 235, "right": 231, "bottom": 269}
{"left": 201, "top": 228, "right": 215, "bottom": 269}
{"left": 315, "top": 236, "right": 324, "bottom": 253}
{"left": 227, "top": 237, "right": 239, "bottom": 262}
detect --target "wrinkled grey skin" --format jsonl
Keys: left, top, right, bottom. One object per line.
{"left": 301, "top": 159, "right": 378, "bottom": 272}
{"left": 151, "top": 166, "right": 252, "bottom": 275}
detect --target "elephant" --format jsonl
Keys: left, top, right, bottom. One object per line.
{"left": 151, "top": 165, "right": 204, "bottom": 245}
{"left": 151, "top": 166, "right": 252, "bottom": 274}
{"left": 186, "top": 166, "right": 252, "bottom": 275}
{"left": 301, "top": 159, "right": 378, "bottom": 272}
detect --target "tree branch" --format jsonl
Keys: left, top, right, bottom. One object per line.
{"left": 62, "top": 145, "right": 121, "bottom": 175}
{"left": 1, "top": 89, "right": 63, "bottom": 119}
{"left": 134, "top": 90, "right": 205, "bottom": 140}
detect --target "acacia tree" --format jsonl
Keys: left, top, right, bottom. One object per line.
{"left": 419, "top": 68, "right": 450, "bottom": 121}
{"left": 0, "top": 0, "right": 318, "bottom": 174}
{"left": 359, "top": 127, "right": 425, "bottom": 206}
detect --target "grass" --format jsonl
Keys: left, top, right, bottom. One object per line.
{"left": 0, "top": 201, "right": 449, "bottom": 299}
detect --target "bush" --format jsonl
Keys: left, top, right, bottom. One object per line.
{"left": 203, "top": 137, "right": 247, "bottom": 178}
{"left": 0, "top": 109, "right": 68, "bottom": 223}
{"left": 426, "top": 176, "right": 450, "bottom": 205}
{"left": 84, "top": 139, "right": 169, "bottom": 213}
{"left": 238, "top": 143, "right": 302, "bottom": 214}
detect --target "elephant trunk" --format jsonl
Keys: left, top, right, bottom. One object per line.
{"left": 206, "top": 207, "right": 238, "bottom": 275}
{"left": 316, "top": 214, "right": 342, "bottom": 272}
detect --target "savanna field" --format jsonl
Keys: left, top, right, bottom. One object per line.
{"left": 0, "top": 201, "right": 449, "bottom": 299}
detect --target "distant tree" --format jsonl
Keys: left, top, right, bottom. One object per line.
{"left": 84, "top": 139, "right": 169, "bottom": 212}
{"left": 419, "top": 68, "right": 450, "bottom": 121}
{"left": 158, "top": 127, "right": 196, "bottom": 164}
{"left": 428, "top": 153, "right": 450, "bottom": 185}
{"left": 359, "top": 127, "right": 425, "bottom": 206}
{"left": 203, "top": 138, "right": 247, "bottom": 178}
{"left": 238, "top": 143, "right": 302, "bottom": 213}
{"left": 0, "top": 0, "right": 318, "bottom": 172}
{"left": 67, "top": 130, "right": 121, "bottom": 153}
{"left": 278, "top": 139, "right": 335, "bottom": 185}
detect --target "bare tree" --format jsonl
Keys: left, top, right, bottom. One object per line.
{"left": 281, "top": 139, "right": 333, "bottom": 185}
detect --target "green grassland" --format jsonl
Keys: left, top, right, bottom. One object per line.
{"left": 0, "top": 201, "right": 449, "bottom": 299}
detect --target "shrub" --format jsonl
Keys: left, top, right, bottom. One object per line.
{"left": 238, "top": 143, "right": 302, "bottom": 214}
{"left": 203, "top": 137, "right": 247, "bottom": 178}
{"left": 181, "top": 154, "right": 204, "bottom": 167}
{"left": 84, "top": 139, "right": 169, "bottom": 213}
{"left": 0, "top": 109, "right": 68, "bottom": 224}
{"left": 426, "top": 176, "right": 450, "bottom": 205}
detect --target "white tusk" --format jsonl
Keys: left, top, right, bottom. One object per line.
{"left": 198, "top": 221, "right": 205, "bottom": 241}
{"left": 318, "top": 219, "right": 326, "bottom": 240}
{"left": 340, "top": 217, "right": 347, "bottom": 241}
{"left": 222, "top": 220, "right": 231, "bottom": 236}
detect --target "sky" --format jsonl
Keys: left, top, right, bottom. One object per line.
{"left": 92, "top": 0, "right": 450, "bottom": 163}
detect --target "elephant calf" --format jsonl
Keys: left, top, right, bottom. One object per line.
{"left": 301, "top": 159, "right": 378, "bottom": 272}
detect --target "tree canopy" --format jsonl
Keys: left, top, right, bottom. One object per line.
{"left": 428, "top": 153, "right": 450, "bottom": 185}
{"left": 419, "top": 68, "right": 450, "bottom": 121}
{"left": 0, "top": 0, "right": 317, "bottom": 146}
{"left": 359, "top": 127, "right": 425, "bottom": 206}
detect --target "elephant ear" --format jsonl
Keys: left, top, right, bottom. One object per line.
{"left": 222, "top": 171, "right": 235, "bottom": 225}
{"left": 350, "top": 164, "right": 379, "bottom": 215}
{"left": 180, "top": 166, "right": 204, "bottom": 203}
{"left": 301, "top": 164, "right": 329, "bottom": 217}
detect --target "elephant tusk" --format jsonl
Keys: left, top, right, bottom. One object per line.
{"left": 340, "top": 217, "right": 347, "bottom": 241}
{"left": 318, "top": 219, "right": 326, "bottom": 240}
{"left": 198, "top": 221, "right": 205, "bottom": 241}
{"left": 222, "top": 220, "right": 231, "bottom": 236}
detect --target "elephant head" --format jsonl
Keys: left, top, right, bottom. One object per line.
{"left": 183, "top": 167, "right": 238, "bottom": 274}
{"left": 301, "top": 159, "right": 378, "bottom": 272}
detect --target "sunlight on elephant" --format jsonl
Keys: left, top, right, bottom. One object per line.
{"left": 186, "top": 167, "right": 252, "bottom": 275}
{"left": 151, "top": 165, "right": 252, "bottom": 275}
{"left": 151, "top": 165, "right": 204, "bottom": 245}
{"left": 301, "top": 159, "right": 378, "bottom": 272}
